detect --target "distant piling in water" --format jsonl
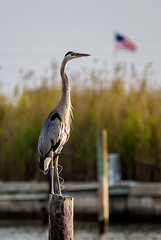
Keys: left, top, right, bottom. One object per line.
{"left": 96, "top": 129, "right": 109, "bottom": 234}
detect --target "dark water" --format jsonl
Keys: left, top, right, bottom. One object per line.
{"left": 1, "top": 221, "right": 161, "bottom": 240}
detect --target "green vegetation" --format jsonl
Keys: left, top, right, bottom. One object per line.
{"left": 0, "top": 63, "right": 161, "bottom": 182}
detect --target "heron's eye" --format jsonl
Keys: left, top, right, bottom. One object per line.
{"left": 71, "top": 52, "right": 74, "bottom": 56}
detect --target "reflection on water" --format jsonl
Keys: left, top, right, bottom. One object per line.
{"left": 0, "top": 221, "right": 47, "bottom": 240}
{"left": 75, "top": 222, "right": 99, "bottom": 240}
{"left": 102, "top": 224, "right": 161, "bottom": 240}
{"left": 1, "top": 221, "right": 161, "bottom": 240}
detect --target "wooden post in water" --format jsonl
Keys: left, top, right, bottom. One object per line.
{"left": 49, "top": 194, "right": 74, "bottom": 240}
{"left": 96, "top": 129, "right": 109, "bottom": 234}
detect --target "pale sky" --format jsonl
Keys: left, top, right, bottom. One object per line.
{"left": 0, "top": 0, "right": 161, "bottom": 95}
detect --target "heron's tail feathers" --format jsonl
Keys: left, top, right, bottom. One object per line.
{"left": 43, "top": 157, "right": 51, "bottom": 175}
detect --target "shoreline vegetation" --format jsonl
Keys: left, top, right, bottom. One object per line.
{"left": 0, "top": 62, "right": 161, "bottom": 182}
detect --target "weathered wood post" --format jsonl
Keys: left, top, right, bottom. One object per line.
{"left": 49, "top": 194, "right": 74, "bottom": 240}
{"left": 96, "top": 129, "right": 109, "bottom": 234}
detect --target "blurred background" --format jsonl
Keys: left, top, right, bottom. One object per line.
{"left": 0, "top": 0, "right": 161, "bottom": 239}
{"left": 0, "top": 0, "right": 161, "bottom": 182}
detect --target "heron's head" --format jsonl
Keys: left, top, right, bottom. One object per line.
{"left": 64, "top": 51, "right": 90, "bottom": 61}
{"left": 39, "top": 156, "right": 51, "bottom": 175}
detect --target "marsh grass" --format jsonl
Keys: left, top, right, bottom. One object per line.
{"left": 0, "top": 63, "right": 161, "bottom": 181}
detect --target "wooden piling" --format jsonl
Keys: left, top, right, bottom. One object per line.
{"left": 49, "top": 194, "right": 74, "bottom": 240}
{"left": 96, "top": 129, "right": 109, "bottom": 234}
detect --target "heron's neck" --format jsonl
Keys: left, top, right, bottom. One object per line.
{"left": 59, "top": 58, "right": 71, "bottom": 107}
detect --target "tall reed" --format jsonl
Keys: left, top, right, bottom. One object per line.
{"left": 0, "top": 63, "right": 161, "bottom": 181}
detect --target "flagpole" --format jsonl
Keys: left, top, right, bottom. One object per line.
{"left": 113, "top": 32, "right": 118, "bottom": 79}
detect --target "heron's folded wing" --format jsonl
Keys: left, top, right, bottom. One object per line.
{"left": 38, "top": 116, "right": 62, "bottom": 158}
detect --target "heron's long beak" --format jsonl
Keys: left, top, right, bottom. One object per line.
{"left": 75, "top": 53, "right": 91, "bottom": 58}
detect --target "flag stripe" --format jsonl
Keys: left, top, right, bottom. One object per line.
{"left": 115, "top": 33, "right": 137, "bottom": 51}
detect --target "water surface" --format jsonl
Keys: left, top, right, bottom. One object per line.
{"left": 1, "top": 221, "right": 161, "bottom": 240}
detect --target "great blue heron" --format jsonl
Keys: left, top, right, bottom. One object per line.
{"left": 38, "top": 51, "right": 90, "bottom": 195}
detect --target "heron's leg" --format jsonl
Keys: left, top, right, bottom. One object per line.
{"left": 50, "top": 151, "right": 54, "bottom": 194}
{"left": 55, "top": 155, "right": 62, "bottom": 195}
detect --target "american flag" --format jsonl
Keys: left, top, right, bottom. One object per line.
{"left": 115, "top": 33, "right": 137, "bottom": 51}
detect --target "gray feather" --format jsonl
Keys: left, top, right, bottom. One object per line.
{"left": 38, "top": 110, "right": 62, "bottom": 160}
